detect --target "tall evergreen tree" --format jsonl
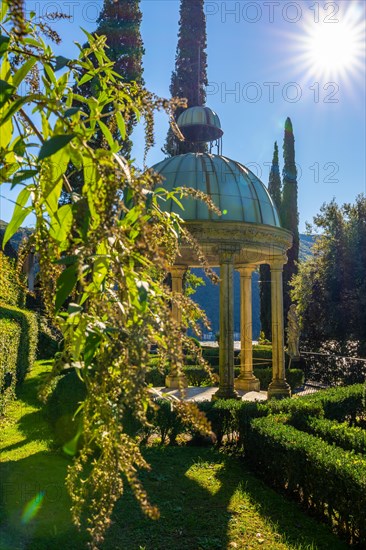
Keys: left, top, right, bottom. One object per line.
{"left": 164, "top": 0, "right": 208, "bottom": 156}
{"left": 268, "top": 141, "right": 282, "bottom": 208}
{"left": 260, "top": 142, "right": 282, "bottom": 340}
{"left": 74, "top": 0, "right": 144, "bottom": 158}
{"left": 281, "top": 117, "right": 300, "bottom": 326}
{"left": 63, "top": 0, "right": 145, "bottom": 200}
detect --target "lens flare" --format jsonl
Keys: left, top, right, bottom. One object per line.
{"left": 21, "top": 491, "right": 45, "bottom": 524}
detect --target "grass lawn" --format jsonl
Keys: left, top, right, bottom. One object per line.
{"left": 0, "top": 363, "right": 348, "bottom": 550}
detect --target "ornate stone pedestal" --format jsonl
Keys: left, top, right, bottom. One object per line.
{"left": 268, "top": 378, "right": 291, "bottom": 399}
{"left": 165, "top": 373, "right": 188, "bottom": 389}
{"left": 235, "top": 375, "right": 260, "bottom": 392}
{"left": 212, "top": 386, "right": 240, "bottom": 400}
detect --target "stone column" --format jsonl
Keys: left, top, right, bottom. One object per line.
{"left": 268, "top": 262, "right": 291, "bottom": 399}
{"left": 165, "top": 266, "right": 188, "bottom": 389}
{"left": 235, "top": 265, "right": 260, "bottom": 392}
{"left": 213, "top": 252, "right": 238, "bottom": 400}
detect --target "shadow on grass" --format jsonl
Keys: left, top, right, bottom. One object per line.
{"left": 103, "top": 446, "right": 348, "bottom": 550}
{"left": 0, "top": 445, "right": 348, "bottom": 550}
{"left": 0, "top": 450, "right": 86, "bottom": 550}
{"left": 104, "top": 446, "right": 236, "bottom": 550}
{"left": 231, "top": 460, "right": 348, "bottom": 550}
{"left": 15, "top": 364, "right": 51, "bottom": 410}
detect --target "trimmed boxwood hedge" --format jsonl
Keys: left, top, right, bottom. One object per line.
{"left": 291, "top": 415, "right": 366, "bottom": 455}
{"left": 302, "top": 383, "right": 365, "bottom": 423}
{"left": 0, "top": 319, "right": 20, "bottom": 415}
{"left": 0, "top": 303, "right": 38, "bottom": 384}
{"left": 246, "top": 415, "right": 366, "bottom": 545}
{"left": 201, "top": 344, "right": 275, "bottom": 369}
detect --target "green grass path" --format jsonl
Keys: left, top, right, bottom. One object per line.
{"left": 0, "top": 363, "right": 348, "bottom": 550}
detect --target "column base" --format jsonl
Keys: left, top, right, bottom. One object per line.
{"left": 267, "top": 379, "right": 291, "bottom": 400}
{"left": 212, "top": 386, "right": 240, "bottom": 401}
{"left": 165, "top": 374, "right": 188, "bottom": 389}
{"left": 235, "top": 376, "right": 260, "bottom": 392}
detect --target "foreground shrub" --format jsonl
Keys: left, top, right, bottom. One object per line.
{"left": 44, "top": 369, "right": 86, "bottom": 445}
{"left": 37, "top": 316, "right": 63, "bottom": 360}
{"left": 147, "top": 399, "right": 185, "bottom": 444}
{"left": 0, "top": 304, "right": 38, "bottom": 384}
{"left": 0, "top": 319, "right": 20, "bottom": 415}
{"left": 247, "top": 415, "right": 366, "bottom": 545}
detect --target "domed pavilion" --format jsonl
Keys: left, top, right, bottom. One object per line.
{"left": 152, "top": 106, "right": 292, "bottom": 400}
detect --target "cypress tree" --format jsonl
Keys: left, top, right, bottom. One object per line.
{"left": 268, "top": 141, "right": 282, "bottom": 208}
{"left": 260, "top": 141, "right": 282, "bottom": 340}
{"left": 95, "top": 0, "right": 144, "bottom": 157}
{"left": 281, "top": 117, "right": 300, "bottom": 326}
{"left": 63, "top": 0, "right": 145, "bottom": 201}
{"left": 164, "top": 0, "right": 208, "bottom": 156}
{"left": 74, "top": 0, "right": 144, "bottom": 158}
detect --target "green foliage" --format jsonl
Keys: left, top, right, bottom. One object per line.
{"left": 201, "top": 346, "right": 219, "bottom": 367}
{"left": 292, "top": 196, "right": 366, "bottom": 355}
{"left": 0, "top": 303, "right": 38, "bottom": 384}
{"left": 0, "top": 251, "right": 25, "bottom": 307}
{"left": 0, "top": 318, "right": 19, "bottom": 415}
{"left": 0, "top": 7, "right": 211, "bottom": 546}
{"left": 280, "top": 117, "right": 299, "bottom": 326}
{"left": 291, "top": 415, "right": 366, "bottom": 455}
{"left": 183, "top": 365, "right": 212, "bottom": 386}
{"left": 183, "top": 269, "right": 205, "bottom": 297}
{"left": 253, "top": 344, "right": 272, "bottom": 366}
{"left": 44, "top": 368, "right": 86, "bottom": 445}
{"left": 148, "top": 399, "right": 185, "bottom": 444}
{"left": 246, "top": 415, "right": 366, "bottom": 545}
{"left": 37, "top": 316, "right": 62, "bottom": 360}
{"left": 74, "top": 0, "right": 145, "bottom": 160}
{"left": 164, "top": 0, "right": 208, "bottom": 156}
{"left": 301, "top": 383, "right": 365, "bottom": 423}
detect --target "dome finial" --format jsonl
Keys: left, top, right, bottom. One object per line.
{"left": 177, "top": 106, "right": 223, "bottom": 144}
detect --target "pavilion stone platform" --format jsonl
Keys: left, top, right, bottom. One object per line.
{"left": 152, "top": 386, "right": 268, "bottom": 403}
{"left": 152, "top": 105, "right": 293, "bottom": 400}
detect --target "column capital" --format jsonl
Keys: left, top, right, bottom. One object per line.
{"left": 219, "top": 251, "right": 235, "bottom": 264}
{"left": 236, "top": 264, "right": 256, "bottom": 277}
{"left": 270, "top": 261, "right": 285, "bottom": 272}
{"left": 170, "top": 265, "right": 187, "bottom": 278}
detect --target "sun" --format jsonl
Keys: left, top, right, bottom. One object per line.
{"left": 285, "top": 2, "right": 365, "bottom": 85}
{"left": 306, "top": 20, "right": 361, "bottom": 76}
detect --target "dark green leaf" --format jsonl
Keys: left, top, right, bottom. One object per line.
{"left": 55, "top": 264, "right": 78, "bottom": 312}
{"left": 0, "top": 79, "right": 15, "bottom": 106}
{"left": 54, "top": 56, "right": 70, "bottom": 71}
{"left": 2, "top": 187, "right": 32, "bottom": 249}
{"left": 0, "top": 95, "right": 31, "bottom": 125}
{"left": 77, "top": 73, "right": 93, "bottom": 87}
{"left": 64, "top": 107, "right": 82, "bottom": 118}
{"left": 12, "top": 58, "right": 37, "bottom": 87}
{"left": 116, "top": 111, "right": 126, "bottom": 140}
{"left": 38, "top": 134, "right": 75, "bottom": 160}
{"left": 12, "top": 169, "right": 38, "bottom": 186}
{"left": 54, "top": 255, "right": 79, "bottom": 266}
{"left": 0, "top": 35, "right": 10, "bottom": 59}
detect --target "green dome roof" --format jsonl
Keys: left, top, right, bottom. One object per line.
{"left": 177, "top": 106, "right": 223, "bottom": 142}
{"left": 153, "top": 153, "right": 281, "bottom": 227}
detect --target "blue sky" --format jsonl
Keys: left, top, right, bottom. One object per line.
{"left": 1, "top": 0, "right": 365, "bottom": 232}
